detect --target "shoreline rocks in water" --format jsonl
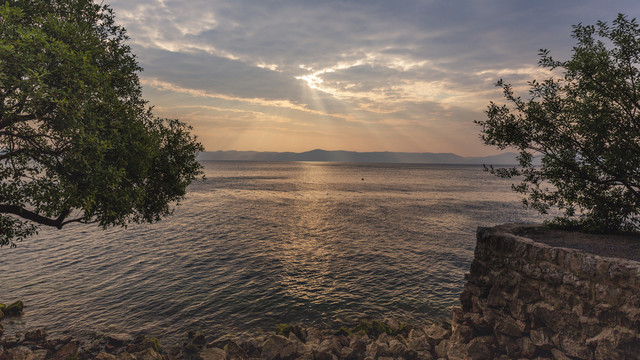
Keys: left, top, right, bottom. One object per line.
{"left": 0, "top": 318, "right": 455, "bottom": 360}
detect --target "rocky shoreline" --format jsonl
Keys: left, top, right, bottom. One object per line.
{"left": 1, "top": 312, "right": 455, "bottom": 360}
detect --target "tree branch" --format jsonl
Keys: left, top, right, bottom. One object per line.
{"left": 0, "top": 204, "right": 69, "bottom": 229}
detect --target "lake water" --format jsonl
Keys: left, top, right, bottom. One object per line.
{"left": 0, "top": 161, "right": 546, "bottom": 346}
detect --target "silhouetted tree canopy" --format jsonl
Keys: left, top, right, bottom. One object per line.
{"left": 0, "top": 0, "right": 203, "bottom": 246}
{"left": 477, "top": 14, "right": 640, "bottom": 233}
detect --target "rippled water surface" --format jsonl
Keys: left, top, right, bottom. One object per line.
{"left": 0, "top": 161, "right": 546, "bottom": 345}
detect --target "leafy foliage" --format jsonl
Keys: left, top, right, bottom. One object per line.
{"left": 0, "top": 0, "right": 203, "bottom": 246}
{"left": 476, "top": 14, "right": 640, "bottom": 233}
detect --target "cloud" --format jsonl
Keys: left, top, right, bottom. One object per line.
{"left": 107, "top": 0, "right": 640, "bottom": 155}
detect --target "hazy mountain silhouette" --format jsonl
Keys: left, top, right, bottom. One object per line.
{"left": 198, "top": 149, "right": 524, "bottom": 165}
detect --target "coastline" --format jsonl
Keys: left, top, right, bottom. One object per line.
{"left": 0, "top": 317, "right": 453, "bottom": 359}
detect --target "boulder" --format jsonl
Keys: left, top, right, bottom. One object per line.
{"left": 261, "top": 334, "right": 298, "bottom": 360}
{"left": 4, "top": 300, "right": 24, "bottom": 316}
{"left": 5, "top": 346, "right": 34, "bottom": 360}
{"left": 424, "top": 323, "right": 449, "bottom": 345}
{"left": 24, "top": 328, "right": 47, "bottom": 342}
{"left": 224, "top": 339, "right": 248, "bottom": 360}
{"left": 106, "top": 332, "right": 134, "bottom": 347}
{"left": 134, "top": 348, "right": 163, "bottom": 360}
{"left": 95, "top": 352, "right": 118, "bottom": 360}
{"left": 530, "top": 327, "right": 554, "bottom": 349}
{"left": 199, "top": 347, "right": 227, "bottom": 360}
{"left": 51, "top": 340, "right": 78, "bottom": 360}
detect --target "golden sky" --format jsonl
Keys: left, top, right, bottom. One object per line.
{"left": 109, "top": 0, "right": 640, "bottom": 156}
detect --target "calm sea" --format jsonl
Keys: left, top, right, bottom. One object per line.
{"left": 0, "top": 161, "right": 546, "bottom": 345}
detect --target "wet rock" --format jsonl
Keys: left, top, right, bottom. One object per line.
{"left": 191, "top": 330, "right": 207, "bottom": 346}
{"left": 2, "top": 335, "right": 20, "bottom": 348}
{"left": 236, "top": 335, "right": 261, "bottom": 358}
{"left": 24, "top": 329, "right": 47, "bottom": 342}
{"left": 261, "top": 334, "right": 298, "bottom": 360}
{"left": 199, "top": 347, "right": 227, "bottom": 360}
{"left": 134, "top": 347, "right": 163, "bottom": 360}
{"left": 224, "top": 339, "right": 248, "bottom": 360}
{"left": 107, "top": 333, "right": 134, "bottom": 348}
{"left": 51, "top": 340, "right": 78, "bottom": 360}
{"left": 276, "top": 324, "right": 306, "bottom": 341}
{"left": 4, "top": 300, "right": 24, "bottom": 316}
{"left": 385, "top": 318, "right": 400, "bottom": 333}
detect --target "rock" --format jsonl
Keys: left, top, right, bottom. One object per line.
{"left": 466, "top": 338, "right": 492, "bottom": 360}
{"left": 134, "top": 348, "right": 163, "bottom": 360}
{"left": 51, "top": 340, "right": 78, "bottom": 360}
{"left": 349, "top": 336, "right": 368, "bottom": 356}
{"left": 116, "top": 352, "right": 137, "bottom": 360}
{"left": 452, "top": 324, "right": 475, "bottom": 344}
{"left": 517, "top": 336, "right": 536, "bottom": 358}
{"left": 388, "top": 339, "right": 408, "bottom": 358}
{"left": 494, "top": 316, "right": 521, "bottom": 337}
{"left": 447, "top": 341, "right": 469, "bottom": 360}
{"left": 415, "top": 350, "right": 435, "bottom": 360}
{"left": 95, "top": 352, "right": 118, "bottom": 360}
{"left": 550, "top": 348, "right": 572, "bottom": 360}
{"left": 207, "top": 335, "right": 235, "bottom": 349}
{"left": 224, "top": 339, "right": 248, "bottom": 360}
{"left": 407, "top": 333, "right": 431, "bottom": 352}
{"left": 352, "top": 320, "right": 392, "bottom": 337}
{"left": 5, "top": 346, "right": 33, "bottom": 360}
{"left": 32, "top": 349, "right": 48, "bottom": 360}
{"left": 276, "top": 323, "right": 306, "bottom": 341}
{"left": 106, "top": 332, "right": 134, "bottom": 347}
{"left": 4, "top": 300, "right": 24, "bottom": 316}
{"left": 199, "top": 347, "right": 227, "bottom": 360}
{"left": 530, "top": 327, "right": 554, "bottom": 349}
{"left": 24, "top": 328, "right": 47, "bottom": 342}
{"left": 385, "top": 318, "right": 400, "bottom": 332}
{"left": 305, "top": 327, "right": 324, "bottom": 345}
{"left": 191, "top": 330, "right": 207, "bottom": 346}
{"left": 236, "top": 335, "right": 261, "bottom": 358}
{"left": 261, "top": 334, "right": 298, "bottom": 360}
{"left": 558, "top": 336, "right": 592, "bottom": 359}
{"left": 2, "top": 335, "right": 21, "bottom": 348}
{"left": 435, "top": 339, "right": 450, "bottom": 358}
{"left": 0, "top": 309, "right": 3, "bottom": 320}
{"left": 424, "top": 323, "right": 449, "bottom": 345}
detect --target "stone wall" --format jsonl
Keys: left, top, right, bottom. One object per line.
{"left": 449, "top": 224, "right": 640, "bottom": 360}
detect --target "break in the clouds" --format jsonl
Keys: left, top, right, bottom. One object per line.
{"left": 109, "top": 0, "right": 640, "bottom": 155}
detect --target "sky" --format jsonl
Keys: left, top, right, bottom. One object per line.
{"left": 108, "top": 0, "right": 640, "bottom": 156}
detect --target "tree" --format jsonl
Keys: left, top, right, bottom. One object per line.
{"left": 0, "top": 0, "right": 204, "bottom": 247}
{"left": 476, "top": 14, "right": 640, "bottom": 233}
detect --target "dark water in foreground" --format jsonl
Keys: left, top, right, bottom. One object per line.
{"left": 0, "top": 161, "right": 546, "bottom": 345}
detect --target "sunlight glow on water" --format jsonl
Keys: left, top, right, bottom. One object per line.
{"left": 0, "top": 161, "right": 547, "bottom": 345}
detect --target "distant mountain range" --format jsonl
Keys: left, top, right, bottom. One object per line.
{"left": 197, "top": 149, "right": 524, "bottom": 165}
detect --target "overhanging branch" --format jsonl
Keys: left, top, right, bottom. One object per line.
{"left": 0, "top": 204, "right": 69, "bottom": 229}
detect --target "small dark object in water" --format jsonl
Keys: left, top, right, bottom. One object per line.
{"left": 361, "top": 178, "right": 364, "bottom": 181}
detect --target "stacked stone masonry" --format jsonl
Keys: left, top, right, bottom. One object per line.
{"left": 451, "top": 224, "right": 640, "bottom": 359}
